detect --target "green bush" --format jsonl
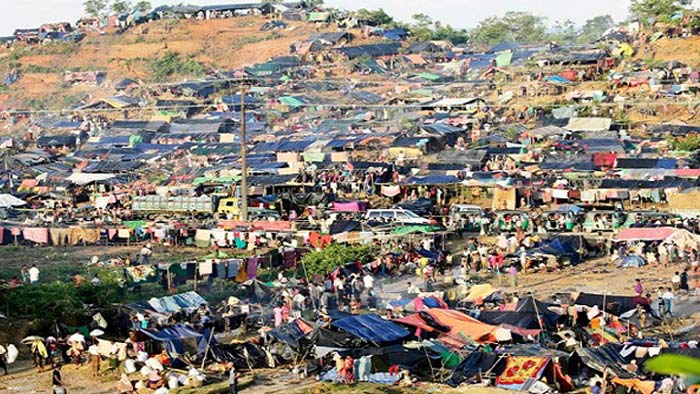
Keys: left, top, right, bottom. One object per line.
{"left": 148, "top": 51, "right": 206, "bottom": 81}
{"left": 301, "top": 244, "right": 375, "bottom": 276}
{"left": 669, "top": 134, "right": 700, "bottom": 152}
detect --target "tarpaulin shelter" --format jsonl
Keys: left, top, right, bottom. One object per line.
{"left": 465, "top": 284, "right": 496, "bottom": 302}
{"left": 573, "top": 292, "right": 648, "bottom": 315}
{"left": 337, "top": 43, "right": 401, "bottom": 59}
{"left": 571, "top": 344, "right": 633, "bottom": 379}
{"left": 268, "top": 319, "right": 314, "bottom": 350}
{"left": 447, "top": 351, "right": 506, "bottom": 386}
{"left": 139, "top": 324, "right": 209, "bottom": 357}
{"left": 0, "top": 194, "right": 26, "bottom": 208}
{"left": 396, "top": 308, "right": 501, "bottom": 344}
{"left": 565, "top": 117, "right": 612, "bottom": 132}
{"left": 331, "top": 314, "right": 410, "bottom": 344}
{"left": 329, "top": 220, "right": 362, "bottom": 235}
{"left": 340, "top": 344, "right": 442, "bottom": 379}
{"left": 614, "top": 227, "right": 700, "bottom": 250}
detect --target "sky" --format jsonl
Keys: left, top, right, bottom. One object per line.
{"left": 0, "top": 0, "right": 658, "bottom": 36}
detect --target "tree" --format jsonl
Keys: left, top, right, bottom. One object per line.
{"left": 471, "top": 12, "right": 548, "bottom": 45}
{"left": 111, "top": 0, "right": 132, "bottom": 13}
{"left": 83, "top": 0, "right": 108, "bottom": 17}
{"left": 301, "top": 244, "right": 374, "bottom": 276}
{"left": 550, "top": 20, "right": 579, "bottom": 44}
{"left": 579, "top": 15, "right": 615, "bottom": 43}
{"left": 410, "top": 13, "right": 436, "bottom": 42}
{"left": 433, "top": 24, "right": 469, "bottom": 45}
{"left": 355, "top": 8, "right": 394, "bottom": 26}
{"left": 134, "top": 0, "right": 151, "bottom": 13}
{"left": 629, "top": 0, "right": 691, "bottom": 23}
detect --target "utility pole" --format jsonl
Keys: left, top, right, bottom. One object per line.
{"left": 240, "top": 85, "right": 248, "bottom": 222}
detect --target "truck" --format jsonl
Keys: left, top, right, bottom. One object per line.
{"left": 131, "top": 195, "right": 215, "bottom": 213}
{"left": 131, "top": 195, "right": 279, "bottom": 220}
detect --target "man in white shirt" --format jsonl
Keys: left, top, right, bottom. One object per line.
{"left": 407, "top": 282, "right": 420, "bottom": 295}
{"left": 363, "top": 273, "right": 374, "bottom": 292}
{"left": 28, "top": 264, "right": 40, "bottom": 284}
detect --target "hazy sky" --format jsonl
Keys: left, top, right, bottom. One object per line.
{"left": 0, "top": 0, "right": 657, "bottom": 36}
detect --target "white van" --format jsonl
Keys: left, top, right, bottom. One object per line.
{"left": 449, "top": 204, "right": 484, "bottom": 218}
{"left": 364, "top": 208, "right": 431, "bottom": 224}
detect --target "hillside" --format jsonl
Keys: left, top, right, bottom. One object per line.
{"left": 0, "top": 16, "right": 340, "bottom": 109}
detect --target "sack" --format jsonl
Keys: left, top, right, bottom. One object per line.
{"left": 6, "top": 345, "right": 18, "bottom": 364}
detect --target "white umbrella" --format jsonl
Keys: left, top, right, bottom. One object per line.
{"left": 21, "top": 336, "right": 44, "bottom": 344}
{"left": 89, "top": 329, "right": 104, "bottom": 337}
{"left": 68, "top": 333, "right": 85, "bottom": 343}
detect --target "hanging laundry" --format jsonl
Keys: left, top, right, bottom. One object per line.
{"left": 199, "top": 260, "right": 214, "bottom": 275}
{"left": 247, "top": 257, "right": 258, "bottom": 280}
{"left": 235, "top": 261, "right": 248, "bottom": 282}
{"left": 380, "top": 185, "right": 401, "bottom": 197}
{"left": 23, "top": 227, "right": 49, "bottom": 244}
{"left": 228, "top": 259, "right": 242, "bottom": 278}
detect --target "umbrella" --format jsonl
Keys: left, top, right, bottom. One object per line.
{"left": 68, "top": 333, "right": 85, "bottom": 343}
{"left": 89, "top": 329, "right": 104, "bottom": 337}
{"left": 21, "top": 336, "right": 44, "bottom": 344}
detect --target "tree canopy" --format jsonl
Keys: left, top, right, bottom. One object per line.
{"left": 629, "top": 0, "right": 691, "bottom": 23}
{"left": 471, "top": 12, "right": 548, "bottom": 45}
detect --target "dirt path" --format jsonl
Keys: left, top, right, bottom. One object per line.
{"left": 0, "top": 362, "right": 114, "bottom": 394}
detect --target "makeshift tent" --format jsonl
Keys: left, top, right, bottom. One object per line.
{"left": 396, "top": 308, "right": 502, "bottom": 344}
{"left": 331, "top": 314, "right": 410, "bottom": 344}
{"left": 465, "top": 284, "right": 496, "bottom": 302}
{"left": 572, "top": 344, "right": 633, "bottom": 378}
{"left": 614, "top": 227, "right": 700, "bottom": 250}
{"left": 573, "top": 293, "right": 648, "bottom": 315}
{"left": 565, "top": 117, "right": 612, "bottom": 132}
{"left": 139, "top": 324, "right": 209, "bottom": 357}
{"left": 447, "top": 351, "right": 506, "bottom": 387}
{"left": 0, "top": 194, "right": 26, "bottom": 208}
{"left": 268, "top": 319, "right": 314, "bottom": 351}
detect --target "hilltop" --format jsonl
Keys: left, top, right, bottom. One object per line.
{"left": 0, "top": 15, "right": 345, "bottom": 109}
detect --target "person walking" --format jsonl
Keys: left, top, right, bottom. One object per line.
{"left": 508, "top": 264, "right": 518, "bottom": 287}
{"left": 88, "top": 343, "right": 100, "bottom": 377}
{"left": 52, "top": 364, "right": 66, "bottom": 394}
{"left": 0, "top": 343, "right": 7, "bottom": 375}
{"left": 662, "top": 287, "right": 675, "bottom": 317}
{"left": 634, "top": 279, "right": 644, "bottom": 296}
{"left": 229, "top": 365, "right": 239, "bottom": 394}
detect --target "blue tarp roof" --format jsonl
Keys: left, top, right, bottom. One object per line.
{"left": 544, "top": 75, "right": 572, "bottom": 84}
{"left": 332, "top": 314, "right": 410, "bottom": 343}
{"left": 337, "top": 43, "right": 401, "bottom": 59}
{"left": 422, "top": 123, "right": 462, "bottom": 135}
{"left": 405, "top": 175, "right": 460, "bottom": 185}
{"left": 488, "top": 42, "right": 520, "bottom": 53}
{"left": 139, "top": 324, "right": 210, "bottom": 356}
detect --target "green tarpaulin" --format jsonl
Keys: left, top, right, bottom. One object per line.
{"left": 496, "top": 51, "right": 512, "bottom": 67}
{"left": 279, "top": 96, "right": 306, "bottom": 108}
{"left": 392, "top": 225, "right": 442, "bottom": 235}
{"left": 308, "top": 12, "right": 330, "bottom": 22}
{"left": 416, "top": 73, "right": 441, "bottom": 81}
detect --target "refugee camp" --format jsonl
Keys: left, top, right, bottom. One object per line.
{"left": 3, "top": 0, "right": 700, "bottom": 393}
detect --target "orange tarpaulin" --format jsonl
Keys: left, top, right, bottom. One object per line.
{"left": 612, "top": 378, "right": 655, "bottom": 394}
{"left": 395, "top": 308, "right": 499, "bottom": 343}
